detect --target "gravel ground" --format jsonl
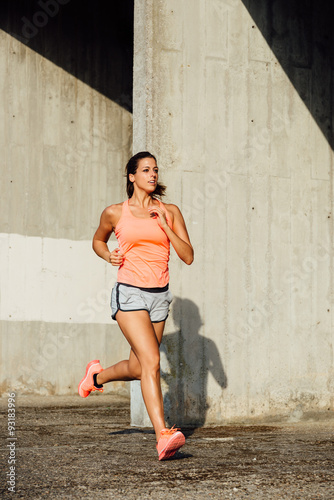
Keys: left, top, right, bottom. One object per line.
{"left": 1, "top": 395, "right": 333, "bottom": 499}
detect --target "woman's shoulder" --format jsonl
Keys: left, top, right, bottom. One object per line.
{"left": 159, "top": 201, "right": 184, "bottom": 225}
{"left": 160, "top": 201, "right": 181, "bottom": 215}
{"left": 102, "top": 202, "right": 124, "bottom": 226}
{"left": 105, "top": 201, "right": 124, "bottom": 211}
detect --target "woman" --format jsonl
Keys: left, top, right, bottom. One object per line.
{"left": 78, "top": 151, "right": 194, "bottom": 460}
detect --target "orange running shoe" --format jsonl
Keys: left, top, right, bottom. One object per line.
{"left": 156, "top": 426, "right": 185, "bottom": 461}
{"left": 78, "top": 360, "right": 104, "bottom": 398}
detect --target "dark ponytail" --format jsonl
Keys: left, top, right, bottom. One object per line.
{"left": 125, "top": 151, "right": 166, "bottom": 198}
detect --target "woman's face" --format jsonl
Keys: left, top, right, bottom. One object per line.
{"left": 130, "top": 157, "right": 159, "bottom": 193}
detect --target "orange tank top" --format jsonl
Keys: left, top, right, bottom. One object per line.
{"left": 115, "top": 199, "right": 172, "bottom": 288}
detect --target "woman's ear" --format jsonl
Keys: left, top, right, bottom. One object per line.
{"left": 129, "top": 173, "right": 135, "bottom": 183}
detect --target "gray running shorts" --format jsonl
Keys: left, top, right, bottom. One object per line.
{"left": 110, "top": 282, "right": 173, "bottom": 323}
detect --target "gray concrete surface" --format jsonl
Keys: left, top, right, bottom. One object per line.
{"left": 1, "top": 395, "right": 333, "bottom": 499}
{"left": 132, "top": 0, "right": 334, "bottom": 426}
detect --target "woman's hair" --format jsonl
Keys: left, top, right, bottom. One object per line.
{"left": 125, "top": 151, "right": 166, "bottom": 198}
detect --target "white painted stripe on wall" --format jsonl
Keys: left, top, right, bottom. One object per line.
{"left": 0, "top": 233, "right": 119, "bottom": 324}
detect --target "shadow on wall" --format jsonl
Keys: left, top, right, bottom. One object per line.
{"left": 0, "top": 0, "right": 134, "bottom": 111}
{"left": 243, "top": 0, "right": 334, "bottom": 150}
{"left": 161, "top": 298, "right": 227, "bottom": 430}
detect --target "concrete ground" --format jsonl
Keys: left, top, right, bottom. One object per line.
{"left": 0, "top": 395, "right": 333, "bottom": 499}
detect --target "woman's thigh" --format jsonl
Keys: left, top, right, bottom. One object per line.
{"left": 127, "top": 319, "right": 166, "bottom": 375}
{"left": 152, "top": 320, "right": 166, "bottom": 345}
{"left": 116, "top": 310, "right": 161, "bottom": 365}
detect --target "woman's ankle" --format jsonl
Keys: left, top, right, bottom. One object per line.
{"left": 94, "top": 373, "right": 103, "bottom": 387}
{"left": 155, "top": 424, "right": 167, "bottom": 442}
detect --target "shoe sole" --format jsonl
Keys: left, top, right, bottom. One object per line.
{"left": 78, "top": 359, "right": 101, "bottom": 398}
{"left": 158, "top": 432, "right": 186, "bottom": 461}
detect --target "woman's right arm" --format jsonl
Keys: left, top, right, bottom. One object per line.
{"left": 92, "top": 206, "right": 123, "bottom": 266}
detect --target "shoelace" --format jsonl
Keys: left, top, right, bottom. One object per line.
{"left": 160, "top": 425, "right": 180, "bottom": 436}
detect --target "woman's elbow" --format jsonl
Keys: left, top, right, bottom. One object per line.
{"left": 184, "top": 252, "right": 194, "bottom": 265}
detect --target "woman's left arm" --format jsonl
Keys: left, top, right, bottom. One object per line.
{"left": 148, "top": 204, "right": 194, "bottom": 265}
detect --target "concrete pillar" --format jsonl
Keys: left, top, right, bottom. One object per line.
{"left": 131, "top": 0, "right": 334, "bottom": 426}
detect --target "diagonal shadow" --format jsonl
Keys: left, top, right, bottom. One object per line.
{"left": 242, "top": 0, "right": 334, "bottom": 150}
{"left": 0, "top": 0, "right": 134, "bottom": 112}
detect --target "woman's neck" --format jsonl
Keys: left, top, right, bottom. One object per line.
{"left": 129, "top": 190, "right": 156, "bottom": 208}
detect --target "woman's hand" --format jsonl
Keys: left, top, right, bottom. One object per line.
{"left": 148, "top": 206, "right": 168, "bottom": 229}
{"left": 109, "top": 248, "right": 124, "bottom": 266}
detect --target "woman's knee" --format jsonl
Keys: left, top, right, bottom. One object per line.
{"left": 140, "top": 352, "right": 160, "bottom": 375}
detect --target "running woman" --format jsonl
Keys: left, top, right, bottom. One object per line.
{"left": 78, "top": 151, "right": 194, "bottom": 460}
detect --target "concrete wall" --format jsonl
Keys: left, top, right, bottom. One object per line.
{"left": 1, "top": 0, "right": 333, "bottom": 425}
{"left": 132, "top": 0, "right": 334, "bottom": 425}
{"left": 0, "top": 2, "right": 133, "bottom": 396}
